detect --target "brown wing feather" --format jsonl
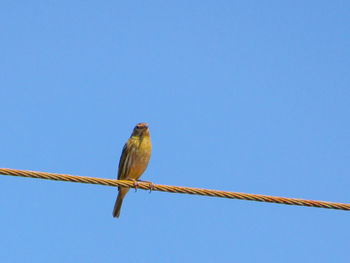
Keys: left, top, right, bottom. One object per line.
{"left": 118, "top": 142, "right": 137, "bottom": 180}
{"left": 118, "top": 144, "right": 129, "bottom": 180}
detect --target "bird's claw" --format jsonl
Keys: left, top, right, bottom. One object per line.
{"left": 131, "top": 179, "right": 139, "bottom": 192}
{"left": 149, "top": 182, "right": 155, "bottom": 193}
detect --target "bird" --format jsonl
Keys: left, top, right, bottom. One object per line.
{"left": 112, "top": 123, "right": 152, "bottom": 218}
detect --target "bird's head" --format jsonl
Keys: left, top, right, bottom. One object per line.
{"left": 131, "top": 122, "right": 150, "bottom": 137}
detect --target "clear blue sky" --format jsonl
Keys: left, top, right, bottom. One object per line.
{"left": 1, "top": 1, "right": 349, "bottom": 262}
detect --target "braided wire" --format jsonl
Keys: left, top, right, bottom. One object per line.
{"left": 0, "top": 168, "right": 349, "bottom": 211}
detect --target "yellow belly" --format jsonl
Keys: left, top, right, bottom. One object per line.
{"left": 124, "top": 136, "right": 151, "bottom": 180}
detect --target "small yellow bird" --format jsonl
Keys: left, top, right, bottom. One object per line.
{"left": 113, "top": 123, "right": 152, "bottom": 218}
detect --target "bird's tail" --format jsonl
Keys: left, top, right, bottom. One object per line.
{"left": 113, "top": 187, "right": 129, "bottom": 218}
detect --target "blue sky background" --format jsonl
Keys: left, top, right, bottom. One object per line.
{"left": 1, "top": 1, "right": 349, "bottom": 262}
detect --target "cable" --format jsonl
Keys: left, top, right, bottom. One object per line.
{"left": 0, "top": 167, "right": 349, "bottom": 211}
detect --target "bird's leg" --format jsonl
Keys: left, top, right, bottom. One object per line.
{"left": 148, "top": 182, "right": 155, "bottom": 193}
{"left": 130, "top": 179, "right": 139, "bottom": 192}
{"left": 137, "top": 180, "right": 155, "bottom": 193}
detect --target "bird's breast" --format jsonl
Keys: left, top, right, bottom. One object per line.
{"left": 127, "top": 137, "right": 151, "bottom": 180}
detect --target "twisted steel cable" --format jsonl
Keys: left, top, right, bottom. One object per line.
{"left": 1, "top": 168, "right": 349, "bottom": 211}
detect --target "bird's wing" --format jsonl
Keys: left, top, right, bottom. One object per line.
{"left": 117, "top": 142, "right": 133, "bottom": 180}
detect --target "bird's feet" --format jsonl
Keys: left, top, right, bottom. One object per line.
{"left": 129, "top": 179, "right": 155, "bottom": 193}
{"left": 137, "top": 180, "right": 155, "bottom": 193}
{"left": 130, "top": 179, "right": 139, "bottom": 192}
{"left": 148, "top": 182, "right": 155, "bottom": 193}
